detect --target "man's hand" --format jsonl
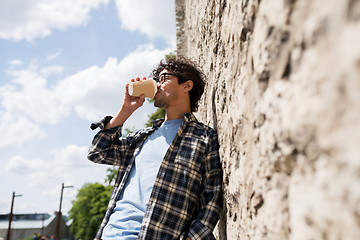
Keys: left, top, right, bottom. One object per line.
{"left": 105, "top": 77, "right": 146, "bottom": 129}
{"left": 122, "top": 77, "right": 146, "bottom": 113}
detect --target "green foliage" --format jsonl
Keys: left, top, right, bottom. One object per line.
{"left": 69, "top": 168, "right": 118, "bottom": 239}
{"left": 123, "top": 127, "right": 135, "bottom": 136}
{"left": 20, "top": 236, "right": 35, "bottom": 240}
{"left": 146, "top": 108, "right": 166, "bottom": 127}
{"left": 69, "top": 183, "right": 112, "bottom": 240}
{"left": 105, "top": 166, "right": 119, "bottom": 186}
{"left": 165, "top": 52, "right": 176, "bottom": 61}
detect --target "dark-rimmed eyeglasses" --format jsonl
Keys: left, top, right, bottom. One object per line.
{"left": 154, "top": 72, "right": 182, "bottom": 84}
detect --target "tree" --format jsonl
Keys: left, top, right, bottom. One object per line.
{"left": 146, "top": 108, "right": 166, "bottom": 127}
{"left": 165, "top": 52, "right": 176, "bottom": 61}
{"left": 105, "top": 166, "right": 119, "bottom": 185}
{"left": 69, "top": 183, "right": 112, "bottom": 240}
{"left": 145, "top": 98, "right": 166, "bottom": 127}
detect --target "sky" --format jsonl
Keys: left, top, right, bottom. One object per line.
{"left": 0, "top": 0, "right": 175, "bottom": 217}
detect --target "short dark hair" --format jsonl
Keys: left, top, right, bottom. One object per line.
{"left": 152, "top": 57, "right": 205, "bottom": 112}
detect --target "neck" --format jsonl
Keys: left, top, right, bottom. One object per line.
{"left": 165, "top": 104, "right": 191, "bottom": 121}
{"left": 163, "top": 91, "right": 192, "bottom": 121}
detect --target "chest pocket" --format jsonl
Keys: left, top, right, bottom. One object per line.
{"left": 173, "top": 137, "right": 205, "bottom": 172}
{"left": 171, "top": 149, "right": 203, "bottom": 199}
{"left": 173, "top": 154, "right": 200, "bottom": 172}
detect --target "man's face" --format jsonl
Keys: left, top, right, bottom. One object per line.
{"left": 154, "top": 69, "right": 182, "bottom": 109}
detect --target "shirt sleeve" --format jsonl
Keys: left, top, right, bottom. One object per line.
{"left": 87, "top": 116, "right": 131, "bottom": 166}
{"left": 187, "top": 130, "right": 223, "bottom": 240}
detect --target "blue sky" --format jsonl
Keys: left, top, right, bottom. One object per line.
{"left": 0, "top": 0, "right": 175, "bottom": 216}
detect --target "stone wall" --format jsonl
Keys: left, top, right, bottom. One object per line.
{"left": 176, "top": 0, "right": 360, "bottom": 239}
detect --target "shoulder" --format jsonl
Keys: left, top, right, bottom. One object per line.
{"left": 126, "top": 126, "right": 153, "bottom": 139}
{"left": 189, "top": 120, "right": 217, "bottom": 136}
{"left": 184, "top": 115, "right": 218, "bottom": 142}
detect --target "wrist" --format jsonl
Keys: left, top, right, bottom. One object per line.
{"left": 119, "top": 104, "right": 135, "bottom": 116}
{"left": 104, "top": 107, "right": 132, "bottom": 129}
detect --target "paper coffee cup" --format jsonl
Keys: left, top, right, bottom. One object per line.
{"left": 128, "top": 79, "right": 157, "bottom": 98}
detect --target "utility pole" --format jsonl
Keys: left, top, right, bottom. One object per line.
{"left": 7, "top": 192, "right": 22, "bottom": 240}
{"left": 55, "top": 183, "right": 73, "bottom": 240}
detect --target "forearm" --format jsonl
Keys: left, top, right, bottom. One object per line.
{"left": 105, "top": 105, "right": 134, "bottom": 129}
{"left": 88, "top": 124, "right": 124, "bottom": 165}
{"left": 105, "top": 81, "right": 145, "bottom": 129}
{"left": 88, "top": 114, "right": 129, "bottom": 166}
{"left": 88, "top": 78, "right": 146, "bottom": 165}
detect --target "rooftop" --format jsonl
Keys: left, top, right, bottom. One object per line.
{"left": 0, "top": 213, "right": 62, "bottom": 229}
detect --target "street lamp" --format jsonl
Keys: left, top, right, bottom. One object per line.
{"left": 7, "top": 192, "right": 22, "bottom": 240}
{"left": 55, "top": 183, "right": 73, "bottom": 240}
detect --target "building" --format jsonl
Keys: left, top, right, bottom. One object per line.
{"left": 0, "top": 213, "right": 74, "bottom": 240}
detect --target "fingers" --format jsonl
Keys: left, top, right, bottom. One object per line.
{"left": 130, "top": 77, "right": 146, "bottom": 82}
{"left": 138, "top": 95, "right": 145, "bottom": 107}
{"left": 139, "top": 94, "right": 145, "bottom": 102}
{"left": 125, "top": 83, "right": 130, "bottom": 94}
{"left": 131, "top": 94, "right": 145, "bottom": 109}
{"left": 126, "top": 77, "right": 147, "bottom": 100}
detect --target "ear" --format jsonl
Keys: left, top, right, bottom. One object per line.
{"left": 183, "top": 80, "right": 194, "bottom": 92}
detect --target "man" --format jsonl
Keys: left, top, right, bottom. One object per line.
{"left": 88, "top": 57, "right": 222, "bottom": 239}
{"left": 32, "top": 233, "right": 39, "bottom": 240}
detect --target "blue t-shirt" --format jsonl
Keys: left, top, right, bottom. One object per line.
{"left": 102, "top": 119, "right": 183, "bottom": 239}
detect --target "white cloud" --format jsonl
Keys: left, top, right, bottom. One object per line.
{"left": 0, "top": 44, "right": 171, "bottom": 149}
{"left": 115, "top": 0, "right": 176, "bottom": 46}
{"left": 40, "top": 65, "right": 64, "bottom": 76}
{"left": 46, "top": 49, "right": 63, "bottom": 61}
{"left": 0, "top": 113, "right": 47, "bottom": 149}
{"left": 55, "top": 44, "right": 171, "bottom": 122}
{"left": 5, "top": 144, "right": 97, "bottom": 188}
{"left": 28, "top": 145, "right": 91, "bottom": 187}
{"left": 5, "top": 155, "right": 44, "bottom": 174}
{"left": 8, "top": 59, "right": 23, "bottom": 66}
{"left": 0, "top": 0, "right": 109, "bottom": 41}
{"left": 1, "top": 63, "right": 70, "bottom": 125}
{"left": 52, "top": 145, "right": 90, "bottom": 171}
{"left": 4, "top": 144, "right": 108, "bottom": 213}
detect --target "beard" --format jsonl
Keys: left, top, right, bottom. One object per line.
{"left": 153, "top": 88, "right": 178, "bottom": 109}
{"left": 154, "top": 97, "right": 167, "bottom": 109}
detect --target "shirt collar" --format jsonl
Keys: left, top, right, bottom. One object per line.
{"left": 151, "top": 112, "right": 197, "bottom": 128}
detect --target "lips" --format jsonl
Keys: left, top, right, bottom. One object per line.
{"left": 154, "top": 89, "right": 161, "bottom": 98}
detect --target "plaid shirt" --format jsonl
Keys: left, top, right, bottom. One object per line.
{"left": 88, "top": 113, "right": 222, "bottom": 240}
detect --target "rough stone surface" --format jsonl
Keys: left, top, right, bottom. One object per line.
{"left": 176, "top": 0, "right": 360, "bottom": 239}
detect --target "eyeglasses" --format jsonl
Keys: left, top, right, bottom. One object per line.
{"left": 154, "top": 72, "right": 181, "bottom": 84}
